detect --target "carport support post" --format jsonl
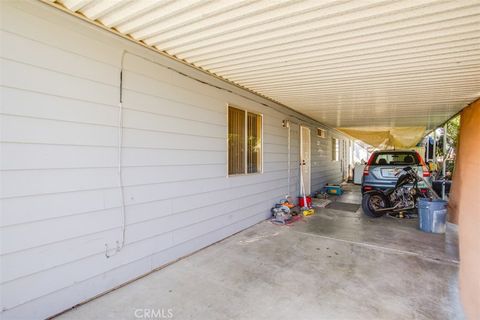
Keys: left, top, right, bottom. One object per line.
{"left": 433, "top": 129, "right": 437, "bottom": 164}
{"left": 442, "top": 123, "right": 447, "bottom": 199}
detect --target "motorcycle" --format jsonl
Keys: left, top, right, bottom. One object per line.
{"left": 361, "top": 166, "right": 435, "bottom": 218}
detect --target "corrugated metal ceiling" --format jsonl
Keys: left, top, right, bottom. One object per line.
{"left": 47, "top": 0, "right": 480, "bottom": 130}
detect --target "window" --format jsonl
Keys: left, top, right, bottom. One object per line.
{"left": 317, "top": 128, "right": 326, "bottom": 138}
{"left": 371, "top": 152, "right": 419, "bottom": 166}
{"left": 228, "top": 106, "right": 262, "bottom": 175}
{"left": 332, "top": 138, "right": 339, "bottom": 161}
{"left": 247, "top": 112, "right": 262, "bottom": 173}
{"left": 228, "top": 107, "right": 245, "bottom": 174}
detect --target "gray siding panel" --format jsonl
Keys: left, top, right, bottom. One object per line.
{"left": 0, "top": 2, "right": 351, "bottom": 319}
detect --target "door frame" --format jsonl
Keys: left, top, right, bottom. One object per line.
{"left": 300, "top": 125, "right": 311, "bottom": 195}
{"left": 343, "top": 140, "right": 348, "bottom": 181}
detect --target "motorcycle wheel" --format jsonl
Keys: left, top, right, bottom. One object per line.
{"left": 362, "top": 192, "right": 388, "bottom": 218}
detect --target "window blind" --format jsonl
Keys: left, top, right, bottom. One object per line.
{"left": 228, "top": 107, "right": 245, "bottom": 174}
{"left": 247, "top": 112, "right": 262, "bottom": 173}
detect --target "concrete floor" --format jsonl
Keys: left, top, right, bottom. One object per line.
{"left": 57, "top": 185, "right": 463, "bottom": 320}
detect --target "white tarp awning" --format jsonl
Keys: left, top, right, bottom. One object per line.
{"left": 339, "top": 126, "right": 426, "bottom": 149}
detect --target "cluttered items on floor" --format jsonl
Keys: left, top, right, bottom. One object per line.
{"left": 297, "top": 163, "right": 315, "bottom": 217}
{"left": 298, "top": 196, "right": 312, "bottom": 207}
{"left": 271, "top": 204, "right": 291, "bottom": 224}
{"left": 324, "top": 184, "right": 344, "bottom": 195}
{"left": 297, "top": 196, "right": 315, "bottom": 216}
{"left": 270, "top": 196, "right": 308, "bottom": 225}
{"left": 302, "top": 208, "right": 315, "bottom": 216}
{"left": 311, "top": 190, "right": 331, "bottom": 208}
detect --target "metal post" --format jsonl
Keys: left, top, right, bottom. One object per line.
{"left": 425, "top": 136, "right": 429, "bottom": 161}
{"left": 433, "top": 129, "right": 437, "bottom": 164}
{"left": 287, "top": 122, "right": 291, "bottom": 197}
{"left": 442, "top": 124, "right": 447, "bottom": 199}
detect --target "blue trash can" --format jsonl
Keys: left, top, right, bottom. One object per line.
{"left": 418, "top": 198, "right": 448, "bottom": 234}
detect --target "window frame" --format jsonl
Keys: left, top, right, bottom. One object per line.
{"left": 227, "top": 105, "right": 264, "bottom": 176}
{"left": 317, "top": 128, "right": 326, "bottom": 138}
{"left": 332, "top": 137, "right": 340, "bottom": 161}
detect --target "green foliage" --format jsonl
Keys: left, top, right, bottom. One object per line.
{"left": 435, "top": 114, "right": 461, "bottom": 177}
{"left": 436, "top": 114, "right": 461, "bottom": 158}
{"left": 447, "top": 114, "right": 460, "bottom": 148}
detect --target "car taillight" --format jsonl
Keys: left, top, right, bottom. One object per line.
{"left": 415, "top": 151, "right": 430, "bottom": 177}
{"left": 363, "top": 165, "right": 370, "bottom": 176}
{"left": 422, "top": 165, "right": 430, "bottom": 177}
{"left": 363, "top": 153, "right": 375, "bottom": 176}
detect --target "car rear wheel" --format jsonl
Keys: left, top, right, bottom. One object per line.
{"left": 362, "top": 192, "right": 388, "bottom": 218}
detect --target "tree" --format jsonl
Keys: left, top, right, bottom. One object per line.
{"left": 435, "top": 114, "right": 461, "bottom": 176}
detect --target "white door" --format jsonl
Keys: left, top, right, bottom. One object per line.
{"left": 300, "top": 126, "right": 311, "bottom": 195}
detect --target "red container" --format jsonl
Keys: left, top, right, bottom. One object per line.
{"left": 298, "top": 196, "right": 312, "bottom": 208}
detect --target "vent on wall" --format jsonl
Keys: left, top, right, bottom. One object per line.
{"left": 317, "top": 128, "right": 326, "bottom": 138}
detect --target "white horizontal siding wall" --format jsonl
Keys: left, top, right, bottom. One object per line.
{"left": 0, "top": 2, "right": 351, "bottom": 319}
{"left": 311, "top": 130, "right": 347, "bottom": 191}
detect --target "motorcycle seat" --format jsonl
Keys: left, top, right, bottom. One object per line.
{"left": 385, "top": 188, "right": 395, "bottom": 196}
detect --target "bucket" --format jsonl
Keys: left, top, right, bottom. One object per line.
{"left": 417, "top": 198, "right": 448, "bottom": 234}
{"left": 298, "top": 196, "right": 312, "bottom": 208}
